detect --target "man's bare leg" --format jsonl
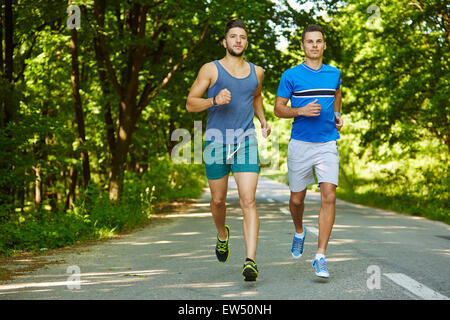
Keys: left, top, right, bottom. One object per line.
{"left": 289, "top": 189, "right": 307, "bottom": 234}
{"left": 317, "top": 182, "right": 336, "bottom": 255}
{"left": 208, "top": 174, "right": 229, "bottom": 241}
{"left": 233, "top": 172, "right": 259, "bottom": 261}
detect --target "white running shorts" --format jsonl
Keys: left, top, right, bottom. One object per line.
{"left": 287, "top": 139, "right": 339, "bottom": 192}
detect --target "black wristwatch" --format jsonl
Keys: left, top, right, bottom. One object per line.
{"left": 213, "top": 96, "right": 218, "bottom": 106}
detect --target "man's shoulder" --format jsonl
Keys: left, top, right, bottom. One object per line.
{"left": 253, "top": 64, "right": 264, "bottom": 72}
{"left": 285, "top": 64, "right": 302, "bottom": 72}
{"left": 201, "top": 61, "right": 217, "bottom": 71}
{"left": 198, "top": 61, "right": 218, "bottom": 77}
{"left": 282, "top": 64, "right": 303, "bottom": 76}
{"left": 323, "top": 63, "right": 340, "bottom": 74}
{"left": 253, "top": 64, "right": 264, "bottom": 78}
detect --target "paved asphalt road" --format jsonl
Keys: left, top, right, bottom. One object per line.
{"left": 0, "top": 177, "right": 449, "bottom": 300}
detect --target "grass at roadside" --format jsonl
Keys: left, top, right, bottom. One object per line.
{"left": 261, "top": 170, "right": 449, "bottom": 225}
{"left": 335, "top": 189, "right": 449, "bottom": 224}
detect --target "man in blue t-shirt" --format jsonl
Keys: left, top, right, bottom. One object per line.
{"left": 274, "top": 24, "right": 343, "bottom": 279}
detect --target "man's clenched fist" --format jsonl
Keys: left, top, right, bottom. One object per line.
{"left": 215, "top": 88, "right": 231, "bottom": 105}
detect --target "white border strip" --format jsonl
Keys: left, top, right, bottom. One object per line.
{"left": 294, "top": 88, "right": 336, "bottom": 93}
{"left": 292, "top": 95, "right": 335, "bottom": 98}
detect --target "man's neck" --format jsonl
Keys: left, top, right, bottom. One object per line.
{"left": 222, "top": 54, "right": 245, "bottom": 67}
{"left": 304, "top": 58, "right": 323, "bottom": 70}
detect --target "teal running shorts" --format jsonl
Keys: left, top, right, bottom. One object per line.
{"left": 204, "top": 135, "right": 259, "bottom": 180}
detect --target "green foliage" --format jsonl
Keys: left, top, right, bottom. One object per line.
{"left": 332, "top": 115, "right": 449, "bottom": 224}
{"left": 261, "top": 0, "right": 449, "bottom": 225}
{"left": 1, "top": 0, "right": 449, "bottom": 257}
{"left": 0, "top": 160, "right": 206, "bottom": 256}
{"left": 326, "top": 0, "right": 449, "bottom": 152}
{"left": 2, "top": 0, "right": 270, "bottom": 255}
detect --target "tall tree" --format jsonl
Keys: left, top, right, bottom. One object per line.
{"left": 324, "top": 0, "right": 449, "bottom": 154}
{"left": 92, "top": 0, "right": 211, "bottom": 200}
{"left": 68, "top": 4, "right": 91, "bottom": 191}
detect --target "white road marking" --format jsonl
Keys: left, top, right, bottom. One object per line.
{"left": 267, "top": 198, "right": 275, "bottom": 202}
{"left": 280, "top": 208, "right": 290, "bottom": 215}
{"left": 384, "top": 273, "right": 449, "bottom": 300}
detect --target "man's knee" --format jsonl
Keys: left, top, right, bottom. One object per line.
{"left": 321, "top": 185, "right": 336, "bottom": 205}
{"left": 211, "top": 197, "right": 226, "bottom": 208}
{"left": 290, "top": 192, "right": 306, "bottom": 207}
{"left": 239, "top": 196, "right": 256, "bottom": 210}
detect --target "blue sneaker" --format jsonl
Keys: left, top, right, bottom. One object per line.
{"left": 291, "top": 227, "right": 306, "bottom": 259}
{"left": 312, "top": 256, "right": 330, "bottom": 278}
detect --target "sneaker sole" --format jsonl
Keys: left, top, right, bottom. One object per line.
{"left": 242, "top": 266, "right": 258, "bottom": 281}
{"left": 291, "top": 252, "right": 302, "bottom": 259}
{"left": 315, "top": 271, "right": 329, "bottom": 278}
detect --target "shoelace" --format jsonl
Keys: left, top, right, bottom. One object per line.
{"left": 217, "top": 239, "right": 227, "bottom": 252}
{"left": 293, "top": 237, "right": 304, "bottom": 251}
{"left": 244, "top": 261, "right": 257, "bottom": 271}
{"left": 318, "top": 258, "right": 328, "bottom": 272}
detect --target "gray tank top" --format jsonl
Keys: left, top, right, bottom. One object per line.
{"left": 206, "top": 60, "right": 258, "bottom": 144}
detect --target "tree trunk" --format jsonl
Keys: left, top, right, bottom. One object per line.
{"left": 65, "top": 164, "right": 78, "bottom": 210}
{"left": 3, "top": 0, "right": 13, "bottom": 124}
{"left": 92, "top": 0, "right": 208, "bottom": 201}
{"left": 0, "top": 2, "right": 3, "bottom": 74}
{"left": 69, "top": 23, "right": 91, "bottom": 189}
{"left": 34, "top": 164, "right": 42, "bottom": 208}
{"left": 93, "top": 1, "right": 147, "bottom": 201}
{"left": 92, "top": 3, "right": 116, "bottom": 165}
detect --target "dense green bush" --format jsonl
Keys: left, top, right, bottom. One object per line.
{"left": 0, "top": 161, "right": 206, "bottom": 256}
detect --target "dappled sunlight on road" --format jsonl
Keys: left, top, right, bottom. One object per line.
{"left": 430, "top": 249, "right": 450, "bottom": 257}
{"left": 0, "top": 269, "right": 169, "bottom": 295}
{"left": 158, "top": 212, "right": 212, "bottom": 218}
{"left": 222, "top": 290, "right": 258, "bottom": 298}
{"left": 171, "top": 232, "right": 203, "bottom": 236}
{"left": 161, "top": 282, "right": 236, "bottom": 289}
{"left": 1, "top": 177, "right": 448, "bottom": 300}
{"left": 114, "top": 240, "right": 179, "bottom": 246}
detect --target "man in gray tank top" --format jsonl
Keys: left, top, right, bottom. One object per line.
{"left": 186, "top": 19, "right": 271, "bottom": 281}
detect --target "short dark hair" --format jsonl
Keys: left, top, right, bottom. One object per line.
{"left": 225, "top": 19, "right": 248, "bottom": 37}
{"left": 301, "top": 24, "right": 324, "bottom": 42}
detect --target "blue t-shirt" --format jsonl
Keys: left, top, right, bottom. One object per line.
{"left": 277, "top": 62, "right": 341, "bottom": 142}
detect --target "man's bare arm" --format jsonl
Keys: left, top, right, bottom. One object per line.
{"left": 253, "top": 66, "right": 266, "bottom": 123}
{"left": 334, "top": 89, "right": 343, "bottom": 131}
{"left": 334, "top": 89, "right": 341, "bottom": 114}
{"left": 274, "top": 96, "right": 321, "bottom": 118}
{"left": 253, "top": 66, "right": 271, "bottom": 137}
{"left": 186, "top": 63, "right": 215, "bottom": 113}
{"left": 186, "top": 63, "right": 231, "bottom": 113}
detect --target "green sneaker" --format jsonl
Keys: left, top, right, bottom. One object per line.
{"left": 242, "top": 260, "right": 258, "bottom": 281}
{"left": 215, "top": 225, "right": 230, "bottom": 263}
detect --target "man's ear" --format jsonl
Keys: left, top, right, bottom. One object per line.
{"left": 324, "top": 42, "right": 327, "bottom": 51}
{"left": 222, "top": 37, "right": 227, "bottom": 48}
{"left": 300, "top": 41, "right": 304, "bottom": 51}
